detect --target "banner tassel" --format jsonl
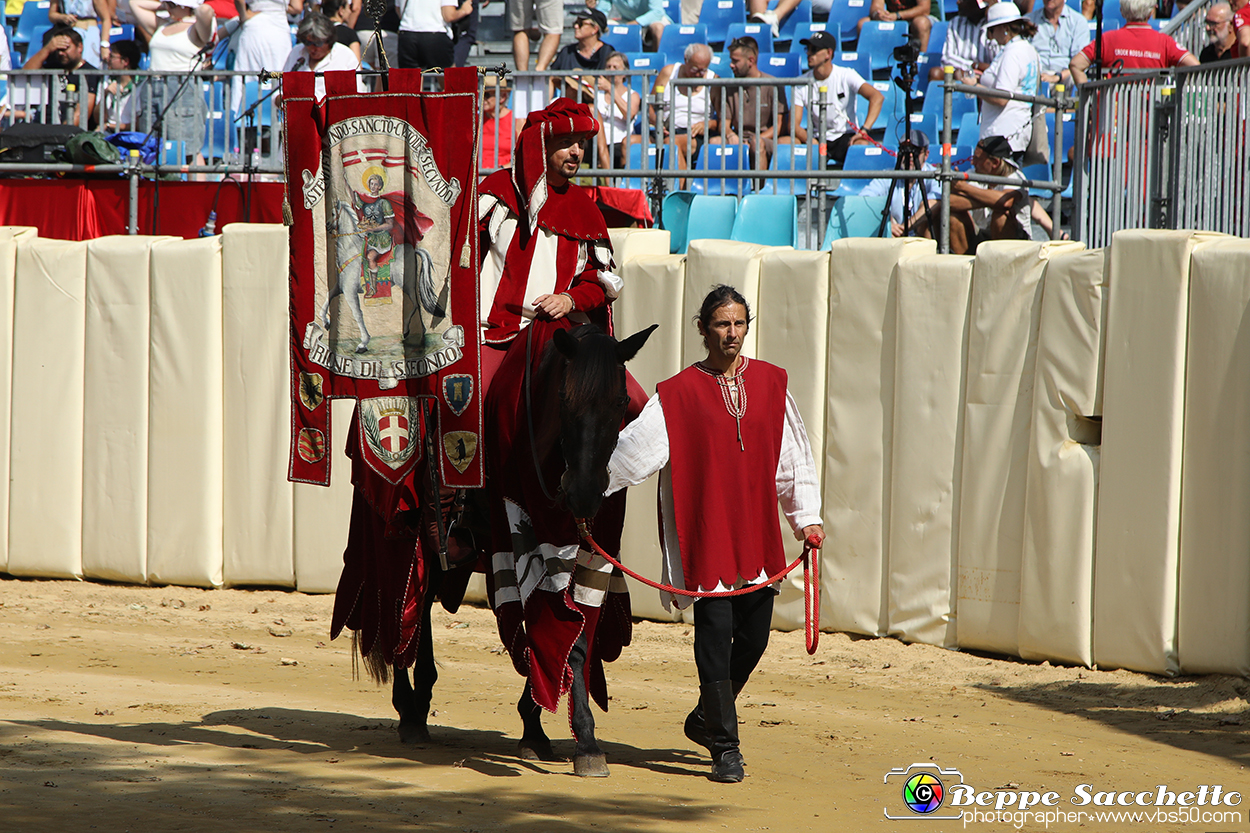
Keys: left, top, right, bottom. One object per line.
{"left": 282, "top": 194, "right": 294, "bottom": 227}
{"left": 460, "top": 234, "right": 471, "bottom": 268}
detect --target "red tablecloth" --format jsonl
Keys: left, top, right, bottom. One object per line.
{"left": 586, "top": 185, "right": 653, "bottom": 228}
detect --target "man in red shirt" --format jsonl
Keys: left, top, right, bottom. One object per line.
{"left": 1234, "top": 0, "right": 1250, "bottom": 55}
{"left": 1069, "top": 0, "right": 1197, "bottom": 82}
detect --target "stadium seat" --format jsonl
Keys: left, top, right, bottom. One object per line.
{"left": 769, "top": 0, "right": 813, "bottom": 43}
{"left": 725, "top": 21, "right": 773, "bottom": 52}
{"left": 691, "top": 143, "right": 753, "bottom": 195}
{"left": 731, "top": 194, "right": 798, "bottom": 245}
{"left": 241, "top": 79, "right": 276, "bottom": 127}
{"left": 832, "top": 144, "right": 894, "bottom": 195}
{"left": 921, "top": 86, "right": 978, "bottom": 139}
{"left": 834, "top": 48, "right": 870, "bottom": 78}
{"left": 822, "top": 194, "right": 890, "bottom": 245}
{"left": 622, "top": 50, "right": 668, "bottom": 99}
{"left": 603, "top": 24, "right": 643, "bottom": 53}
{"left": 202, "top": 81, "right": 238, "bottom": 163}
{"left": 857, "top": 21, "right": 909, "bottom": 71}
{"left": 907, "top": 111, "right": 938, "bottom": 147}
{"left": 927, "top": 20, "right": 948, "bottom": 53}
{"left": 1053, "top": 110, "right": 1076, "bottom": 158}
{"left": 1020, "top": 162, "right": 1065, "bottom": 198}
{"left": 767, "top": 142, "right": 817, "bottom": 195}
{"left": 864, "top": 79, "right": 907, "bottom": 142}
{"left": 12, "top": 0, "right": 49, "bottom": 53}
{"left": 788, "top": 21, "right": 836, "bottom": 51}
{"left": 661, "top": 189, "right": 697, "bottom": 253}
{"left": 758, "top": 51, "right": 803, "bottom": 76}
{"left": 658, "top": 24, "right": 709, "bottom": 57}
{"left": 709, "top": 50, "right": 733, "bottom": 75}
{"left": 956, "top": 110, "right": 979, "bottom": 145}
{"left": 697, "top": 0, "right": 745, "bottom": 46}
{"left": 1102, "top": 0, "right": 1126, "bottom": 24}
{"left": 914, "top": 51, "right": 941, "bottom": 96}
{"left": 623, "top": 142, "right": 662, "bottom": 190}
{"left": 685, "top": 194, "right": 739, "bottom": 246}
{"left": 826, "top": 0, "right": 868, "bottom": 48}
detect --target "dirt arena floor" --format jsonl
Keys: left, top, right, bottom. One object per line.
{"left": 1, "top": 577, "right": 1248, "bottom": 833}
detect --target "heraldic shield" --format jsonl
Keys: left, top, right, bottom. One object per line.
{"left": 285, "top": 68, "right": 482, "bottom": 489}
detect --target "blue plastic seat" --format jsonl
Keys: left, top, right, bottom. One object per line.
{"left": 956, "top": 110, "right": 979, "bottom": 145}
{"left": 834, "top": 48, "right": 870, "bottom": 78}
{"left": 863, "top": 79, "right": 906, "bottom": 141}
{"left": 914, "top": 51, "right": 941, "bottom": 96}
{"left": 731, "top": 194, "right": 798, "bottom": 245}
{"left": 907, "top": 111, "right": 938, "bottom": 147}
{"left": 921, "top": 86, "right": 978, "bottom": 139}
{"left": 691, "top": 143, "right": 754, "bottom": 195}
{"left": 927, "top": 19, "right": 948, "bottom": 53}
{"left": 822, "top": 194, "right": 889, "bottom": 246}
{"left": 709, "top": 50, "right": 733, "bottom": 76}
{"left": 758, "top": 51, "right": 803, "bottom": 76}
{"left": 658, "top": 23, "right": 709, "bottom": 56}
{"left": 699, "top": 0, "right": 746, "bottom": 46}
{"left": 788, "top": 21, "right": 837, "bottom": 51}
{"left": 622, "top": 50, "right": 668, "bottom": 98}
{"left": 685, "top": 194, "right": 740, "bottom": 246}
{"left": 826, "top": 0, "right": 868, "bottom": 48}
{"left": 857, "top": 21, "right": 909, "bottom": 71}
{"left": 623, "top": 142, "right": 662, "bottom": 189}
{"left": 767, "top": 142, "right": 816, "bottom": 195}
{"left": 770, "top": 0, "right": 812, "bottom": 44}
{"left": 604, "top": 23, "right": 643, "bottom": 52}
{"left": 202, "top": 81, "right": 238, "bottom": 163}
{"left": 1020, "top": 162, "right": 1065, "bottom": 198}
{"left": 832, "top": 144, "right": 894, "bottom": 195}
{"left": 661, "top": 190, "right": 698, "bottom": 253}
{"left": 241, "top": 79, "right": 276, "bottom": 127}
{"left": 725, "top": 21, "right": 773, "bottom": 52}
{"left": 12, "top": 0, "right": 50, "bottom": 53}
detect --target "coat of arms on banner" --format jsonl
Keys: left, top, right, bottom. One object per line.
{"left": 359, "top": 396, "right": 423, "bottom": 471}
{"left": 443, "top": 373, "right": 473, "bottom": 416}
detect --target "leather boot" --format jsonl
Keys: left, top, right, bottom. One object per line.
{"left": 701, "top": 680, "right": 744, "bottom": 783}
{"left": 684, "top": 680, "right": 744, "bottom": 753}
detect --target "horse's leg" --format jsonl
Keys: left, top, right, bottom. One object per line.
{"left": 345, "top": 278, "right": 371, "bottom": 353}
{"left": 397, "top": 579, "right": 439, "bottom": 743}
{"left": 321, "top": 281, "right": 342, "bottom": 328}
{"left": 516, "top": 683, "right": 558, "bottom": 762}
{"left": 568, "top": 631, "right": 609, "bottom": 777}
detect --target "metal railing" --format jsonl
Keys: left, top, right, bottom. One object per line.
{"left": 1072, "top": 58, "right": 1250, "bottom": 247}
{"left": 1160, "top": 0, "right": 1216, "bottom": 57}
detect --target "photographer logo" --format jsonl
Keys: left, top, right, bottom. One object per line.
{"left": 884, "top": 763, "right": 965, "bottom": 820}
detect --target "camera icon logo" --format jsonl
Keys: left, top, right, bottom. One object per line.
{"left": 884, "top": 763, "right": 965, "bottom": 820}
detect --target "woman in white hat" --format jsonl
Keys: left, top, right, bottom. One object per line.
{"left": 132, "top": 0, "right": 216, "bottom": 165}
{"left": 973, "top": 0, "right": 1041, "bottom": 161}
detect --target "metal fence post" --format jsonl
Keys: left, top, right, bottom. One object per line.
{"left": 1051, "top": 83, "right": 1065, "bottom": 240}
{"left": 940, "top": 66, "right": 953, "bottom": 255}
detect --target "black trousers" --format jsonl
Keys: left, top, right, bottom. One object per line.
{"left": 692, "top": 590, "right": 775, "bottom": 688}
{"left": 398, "top": 30, "right": 454, "bottom": 70}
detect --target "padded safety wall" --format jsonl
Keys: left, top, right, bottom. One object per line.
{"left": 1018, "top": 248, "right": 1103, "bottom": 667}
{"left": 147, "top": 236, "right": 225, "bottom": 588}
{"left": 887, "top": 254, "right": 974, "bottom": 648}
{"left": 293, "top": 397, "right": 357, "bottom": 594}
{"left": 8, "top": 239, "right": 89, "bottom": 579}
{"left": 956, "top": 241, "right": 1081, "bottom": 655}
{"left": 754, "top": 249, "right": 831, "bottom": 632}
{"left": 1177, "top": 239, "right": 1250, "bottom": 676}
{"left": 1095, "top": 231, "right": 1223, "bottom": 675}
{"left": 823, "top": 239, "right": 934, "bottom": 637}
{"left": 221, "top": 223, "right": 295, "bottom": 587}
{"left": 0, "top": 227, "right": 35, "bottom": 573}
{"left": 682, "top": 240, "right": 788, "bottom": 366}
{"left": 82, "top": 237, "right": 163, "bottom": 584}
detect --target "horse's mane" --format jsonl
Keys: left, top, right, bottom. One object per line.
{"left": 541, "top": 324, "right": 622, "bottom": 416}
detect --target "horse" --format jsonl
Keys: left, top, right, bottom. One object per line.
{"left": 323, "top": 198, "right": 445, "bottom": 354}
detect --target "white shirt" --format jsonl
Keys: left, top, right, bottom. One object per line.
{"left": 940, "top": 13, "right": 1000, "bottom": 73}
{"left": 791, "top": 65, "right": 867, "bottom": 141}
{"left": 596, "top": 85, "right": 636, "bottom": 145}
{"left": 400, "top": 0, "right": 457, "bottom": 35}
{"left": 978, "top": 36, "right": 1040, "bottom": 153}
{"left": 282, "top": 42, "right": 365, "bottom": 97}
{"left": 665, "top": 64, "right": 715, "bottom": 131}
{"left": 971, "top": 162, "right": 1033, "bottom": 239}
{"left": 606, "top": 381, "right": 823, "bottom": 610}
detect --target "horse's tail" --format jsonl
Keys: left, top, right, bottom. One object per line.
{"left": 415, "top": 246, "right": 446, "bottom": 318}
{"left": 351, "top": 631, "right": 393, "bottom": 686}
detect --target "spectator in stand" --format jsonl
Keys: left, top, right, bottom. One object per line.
{"left": 235, "top": 0, "right": 303, "bottom": 80}
{"left": 48, "top": 0, "right": 113, "bottom": 68}
{"left": 449, "top": 0, "right": 477, "bottom": 65}
{"left": 1027, "top": 0, "right": 1088, "bottom": 84}
{"left": 510, "top": 0, "right": 562, "bottom": 70}
{"left": 23, "top": 25, "right": 100, "bottom": 124}
{"left": 929, "top": 0, "right": 998, "bottom": 84}
{"left": 481, "top": 74, "right": 514, "bottom": 168}
{"left": 945, "top": 135, "right": 1032, "bottom": 252}
{"left": 972, "top": 2, "right": 1039, "bottom": 161}
{"left": 861, "top": 129, "right": 942, "bottom": 237}
{"left": 594, "top": 51, "right": 640, "bottom": 170}
{"left": 604, "top": 0, "right": 671, "bottom": 51}
{"left": 788, "top": 31, "right": 882, "bottom": 169}
{"left": 551, "top": 7, "right": 611, "bottom": 98}
{"left": 748, "top": 0, "right": 801, "bottom": 38}
{"left": 1069, "top": 0, "right": 1197, "bottom": 83}
{"left": 708, "top": 35, "right": 788, "bottom": 170}
{"left": 1200, "top": 2, "right": 1241, "bottom": 62}
{"left": 283, "top": 12, "right": 365, "bottom": 95}
{"left": 131, "top": 0, "right": 214, "bottom": 163}
{"left": 100, "top": 38, "right": 141, "bottom": 130}
{"left": 1233, "top": 0, "right": 1250, "bottom": 57}
{"left": 399, "top": 0, "right": 473, "bottom": 68}
{"left": 858, "top": 0, "right": 933, "bottom": 53}
{"left": 321, "top": 0, "right": 363, "bottom": 61}
{"left": 355, "top": 0, "right": 399, "bottom": 70}
{"left": 650, "top": 43, "right": 718, "bottom": 180}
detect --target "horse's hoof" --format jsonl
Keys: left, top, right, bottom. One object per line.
{"left": 573, "top": 753, "right": 610, "bottom": 778}
{"left": 355, "top": 343, "right": 369, "bottom": 354}
{"left": 517, "top": 738, "right": 559, "bottom": 762}
{"left": 398, "top": 722, "right": 432, "bottom": 744}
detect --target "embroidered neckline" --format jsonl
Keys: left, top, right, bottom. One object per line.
{"left": 696, "top": 357, "right": 748, "bottom": 451}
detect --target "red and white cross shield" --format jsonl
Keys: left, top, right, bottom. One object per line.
{"left": 378, "top": 413, "right": 409, "bottom": 453}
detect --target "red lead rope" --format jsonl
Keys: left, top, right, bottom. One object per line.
{"left": 577, "top": 522, "right": 823, "bottom": 654}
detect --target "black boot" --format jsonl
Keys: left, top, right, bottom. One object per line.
{"left": 684, "top": 680, "right": 744, "bottom": 753}
{"left": 701, "top": 680, "right": 744, "bottom": 783}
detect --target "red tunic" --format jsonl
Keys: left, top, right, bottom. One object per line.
{"left": 657, "top": 359, "right": 789, "bottom": 591}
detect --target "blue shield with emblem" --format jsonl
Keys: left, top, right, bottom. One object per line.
{"left": 443, "top": 373, "right": 473, "bottom": 417}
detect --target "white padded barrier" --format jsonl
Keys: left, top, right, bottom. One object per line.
{"left": 887, "top": 254, "right": 974, "bottom": 648}
{"left": 82, "top": 237, "right": 166, "bottom": 584}
{"left": 147, "top": 236, "right": 225, "bottom": 588}
{"left": 1018, "top": 247, "right": 1103, "bottom": 667}
{"left": 613, "top": 253, "right": 687, "bottom": 622}
{"left": 609, "top": 228, "right": 671, "bottom": 264}
{"left": 1094, "top": 230, "right": 1224, "bottom": 675}
{"left": 1177, "top": 238, "right": 1250, "bottom": 676}
{"left": 293, "top": 397, "right": 357, "bottom": 593}
{"left": 8, "top": 238, "right": 89, "bottom": 579}
{"left": 753, "top": 249, "right": 831, "bottom": 632}
{"left": 823, "top": 238, "right": 935, "bottom": 637}
{"left": 955, "top": 240, "right": 1082, "bottom": 655}
{"left": 682, "top": 240, "right": 790, "bottom": 367}
{"left": 0, "top": 227, "right": 36, "bottom": 573}
{"left": 221, "top": 224, "right": 295, "bottom": 587}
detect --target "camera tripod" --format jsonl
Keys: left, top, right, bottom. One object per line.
{"left": 874, "top": 42, "right": 936, "bottom": 239}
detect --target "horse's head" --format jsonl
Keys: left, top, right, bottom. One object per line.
{"left": 548, "top": 323, "right": 657, "bottom": 520}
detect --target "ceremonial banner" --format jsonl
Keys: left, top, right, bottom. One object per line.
{"left": 285, "top": 68, "right": 482, "bottom": 489}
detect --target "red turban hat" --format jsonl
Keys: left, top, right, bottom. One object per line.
{"left": 510, "top": 98, "right": 601, "bottom": 234}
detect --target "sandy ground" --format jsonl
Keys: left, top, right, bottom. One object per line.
{"left": 1, "top": 577, "right": 1248, "bottom": 833}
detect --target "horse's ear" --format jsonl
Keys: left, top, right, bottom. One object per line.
{"left": 552, "top": 327, "right": 580, "bottom": 359}
{"left": 616, "top": 324, "right": 658, "bottom": 363}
